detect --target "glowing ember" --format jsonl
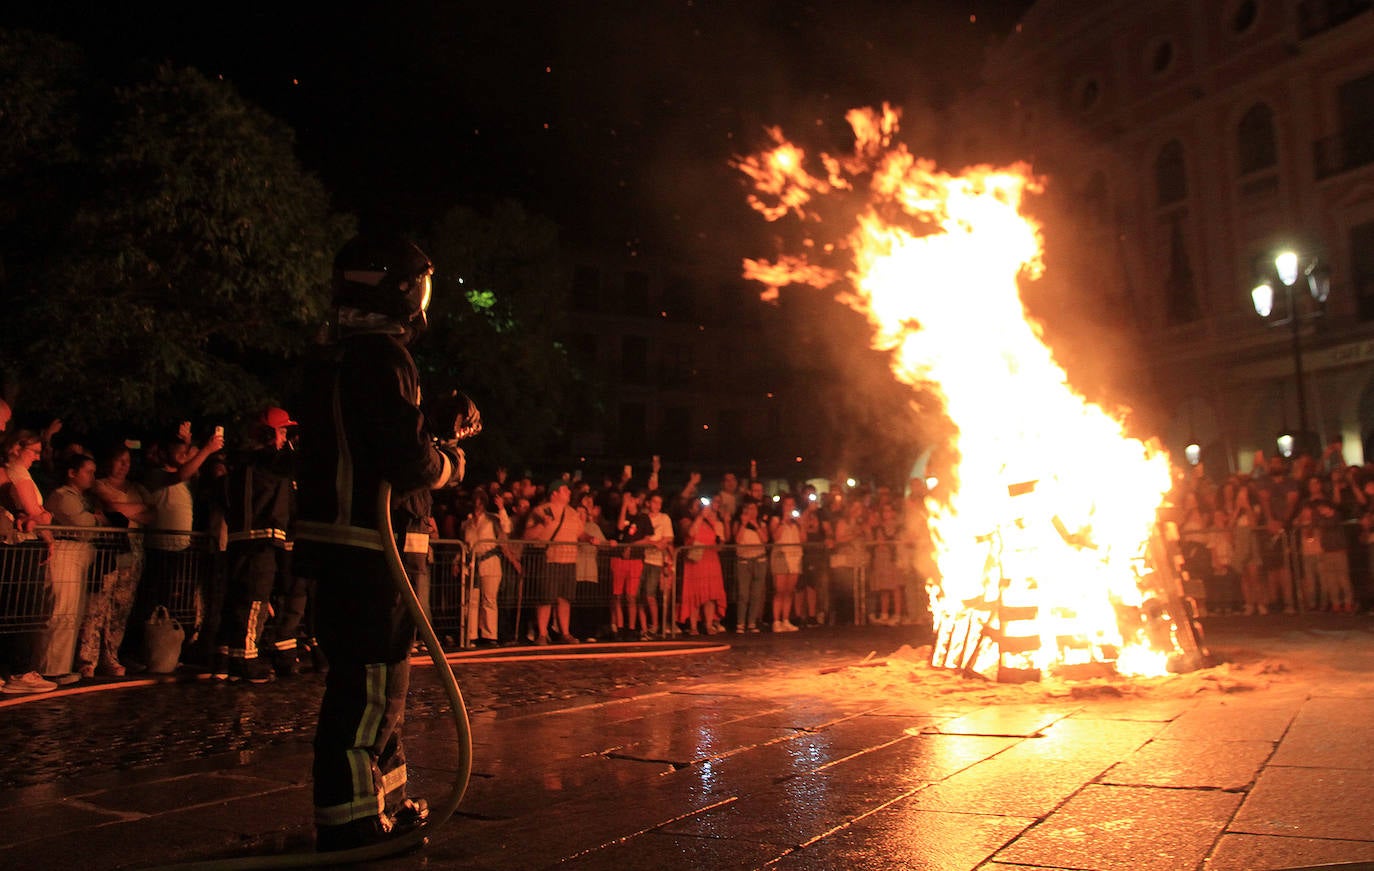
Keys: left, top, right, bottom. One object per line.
{"left": 737, "top": 106, "right": 1188, "bottom": 680}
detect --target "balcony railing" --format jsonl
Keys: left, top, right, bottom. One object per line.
{"left": 1313, "top": 118, "right": 1374, "bottom": 180}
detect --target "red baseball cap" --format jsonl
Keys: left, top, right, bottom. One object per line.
{"left": 261, "top": 407, "right": 298, "bottom": 429}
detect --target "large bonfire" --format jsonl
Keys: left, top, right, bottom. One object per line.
{"left": 736, "top": 106, "right": 1199, "bottom": 681}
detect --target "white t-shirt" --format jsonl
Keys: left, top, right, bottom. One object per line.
{"left": 644, "top": 512, "right": 674, "bottom": 566}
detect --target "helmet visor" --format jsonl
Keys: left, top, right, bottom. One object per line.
{"left": 416, "top": 271, "right": 433, "bottom": 315}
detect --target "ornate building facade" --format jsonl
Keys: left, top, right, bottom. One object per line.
{"left": 955, "top": 0, "right": 1374, "bottom": 471}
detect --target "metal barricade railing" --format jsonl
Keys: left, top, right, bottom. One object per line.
{"left": 0, "top": 528, "right": 937, "bottom": 645}
{"left": 0, "top": 526, "right": 216, "bottom": 636}
{"left": 428, "top": 538, "right": 927, "bottom": 645}
{"left": 1175, "top": 519, "right": 1370, "bottom": 614}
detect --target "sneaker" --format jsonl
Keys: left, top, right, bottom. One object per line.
{"left": 229, "top": 656, "right": 275, "bottom": 684}
{"left": 2, "top": 672, "right": 57, "bottom": 694}
{"left": 782, "top": 621, "right": 800, "bottom": 632}
{"left": 735, "top": 624, "right": 745, "bottom": 634}
{"left": 747, "top": 625, "right": 761, "bottom": 633}
{"left": 555, "top": 632, "right": 581, "bottom": 645}
{"left": 98, "top": 659, "right": 127, "bottom": 678}
{"left": 772, "top": 620, "right": 784, "bottom": 633}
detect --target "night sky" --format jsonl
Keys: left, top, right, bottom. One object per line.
{"left": 7, "top": 1, "right": 1035, "bottom": 255}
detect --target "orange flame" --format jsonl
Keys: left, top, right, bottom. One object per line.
{"left": 737, "top": 107, "right": 1175, "bottom": 678}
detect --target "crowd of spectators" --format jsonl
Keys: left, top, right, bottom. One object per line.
{"left": 0, "top": 402, "right": 937, "bottom": 691}
{"left": 431, "top": 459, "right": 936, "bottom": 646}
{"left": 9, "top": 396, "right": 1372, "bottom": 696}
{"left": 1166, "top": 440, "right": 1374, "bottom": 617}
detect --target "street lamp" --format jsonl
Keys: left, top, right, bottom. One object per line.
{"left": 1251, "top": 249, "right": 1331, "bottom": 457}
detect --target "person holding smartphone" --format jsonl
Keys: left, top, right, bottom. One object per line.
{"left": 677, "top": 497, "right": 726, "bottom": 635}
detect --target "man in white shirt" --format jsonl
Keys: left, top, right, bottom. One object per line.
{"left": 639, "top": 492, "right": 676, "bottom": 635}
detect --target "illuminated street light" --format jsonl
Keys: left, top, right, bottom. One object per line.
{"left": 1251, "top": 249, "right": 1330, "bottom": 458}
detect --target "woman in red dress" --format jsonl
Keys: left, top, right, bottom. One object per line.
{"left": 678, "top": 498, "right": 727, "bottom": 635}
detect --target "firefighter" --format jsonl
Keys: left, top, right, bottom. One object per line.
{"left": 212, "top": 407, "right": 298, "bottom": 683}
{"left": 294, "top": 234, "right": 475, "bottom": 852}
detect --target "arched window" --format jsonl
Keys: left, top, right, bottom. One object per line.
{"left": 1155, "top": 140, "right": 1187, "bottom": 206}
{"left": 1237, "top": 103, "right": 1278, "bottom": 175}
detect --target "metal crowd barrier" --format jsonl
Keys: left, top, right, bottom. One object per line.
{"left": 1176, "top": 520, "right": 1370, "bottom": 614}
{"left": 0, "top": 530, "right": 930, "bottom": 646}
{"left": 0, "top": 526, "right": 215, "bottom": 636}
{"left": 432, "top": 539, "right": 927, "bottom": 645}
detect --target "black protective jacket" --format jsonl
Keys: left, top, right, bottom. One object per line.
{"left": 222, "top": 447, "right": 296, "bottom": 546}
{"left": 294, "top": 332, "right": 456, "bottom": 552}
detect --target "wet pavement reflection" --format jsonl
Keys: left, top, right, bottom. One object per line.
{"left": 6, "top": 617, "right": 1374, "bottom": 870}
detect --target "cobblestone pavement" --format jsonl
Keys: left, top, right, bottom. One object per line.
{"left": 6, "top": 616, "right": 1374, "bottom": 871}
{"left": 0, "top": 627, "right": 915, "bottom": 790}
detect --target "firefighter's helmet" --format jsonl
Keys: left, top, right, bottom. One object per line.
{"left": 331, "top": 234, "right": 434, "bottom": 331}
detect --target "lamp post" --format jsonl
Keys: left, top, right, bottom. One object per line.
{"left": 1251, "top": 249, "right": 1331, "bottom": 457}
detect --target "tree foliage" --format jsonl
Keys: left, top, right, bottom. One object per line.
{"left": 420, "top": 200, "right": 588, "bottom": 473}
{"left": 0, "top": 30, "right": 353, "bottom": 431}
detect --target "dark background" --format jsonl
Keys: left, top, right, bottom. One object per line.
{"left": 6, "top": 1, "right": 1035, "bottom": 253}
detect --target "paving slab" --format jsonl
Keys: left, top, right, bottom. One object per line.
{"left": 1064, "top": 697, "right": 1197, "bottom": 723}
{"left": 1269, "top": 696, "right": 1374, "bottom": 770}
{"left": 555, "top": 829, "right": 785, "bottom": 870}
{"left": 910, "top": 753, "right": 1113, "bottom": 818}
{"left": 1101, "top": 737, "right": 1274, "bottom": 790}
{"left": 770, "top": 803, "right": 1034, "bottom": 870}
{"left": 1205, "top": 833, "right": 1374, "bottom": 871}
{"left": 0, "top": 817, "right": 218, "bottom": 870}
{"left": 1230, "top": 766, "right": 1374, "bottom": 841}
{"left": 660, "top": 733, "right": 1012, "bottom": 847}
{"left": 993, "top": 783, "right": 1243, "bottom": 871}
{"left": 1155, "top": 696, "right": 1302, "bottom": 743}
{"left": 1021, "top": 716, "right": 1164, "bottom": 764}
{"left": 77, "top": 770, "right": 296, "bottom": 817}
{"left": 929, "top": 703, "right": 1079, "bottom": 737}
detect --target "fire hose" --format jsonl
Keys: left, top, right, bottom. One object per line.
{"left": 156, "top": 480, "right": 473, "bottom": 869}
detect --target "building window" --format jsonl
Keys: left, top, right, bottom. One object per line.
{"left": 1317, "top": 70, "right": 1374, "bottom": 179}
{"left": 661, "top": 342, "right": 693, "bottom": 387}
{"left": 1155, "top": 140, "right": 1188, "bottom": 207}
{"left": 1148, "top": 38, "right": 1176, "bottom": 76}
{"left": 572, "top": 265, "right": 600, "bottom": 312}
{"left": 1352, "top": 220, "right": 1374, "bottom": 321}
{"left": 718, "top": 408, "right": 744, "bottom": 448}
{"left": 621, "top": 335, "right": 648, "bottom": 383}
{"left": 1082, "top": 171, "right": 1110, "bottom": 226}
{"left": 1163, "top": 215, "right": 1201, "bottom": 325}
{"left": 618, "top": 402, "right": 647, "bottom": 456}
{"left": 659, "top": 406, "right": 691, "bottom": 458}
{"left": 623, "top": 270, "right": 651, "bottom": 316}
{"left": 1237, "top": 103, "right": 1278, "bottom": 176}
{"left": 1076, "top": 77, "right": 1101, "bottom": 113}
{"left": 1230, "top": 0, "right": 1259, "bottom": 35}
{"left": 567, "top": 332, "right": 598, "bottom": 371}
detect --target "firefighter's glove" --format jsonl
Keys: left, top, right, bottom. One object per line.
{"left": 425, "top": 390, "right": 482, "bottom": 442}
